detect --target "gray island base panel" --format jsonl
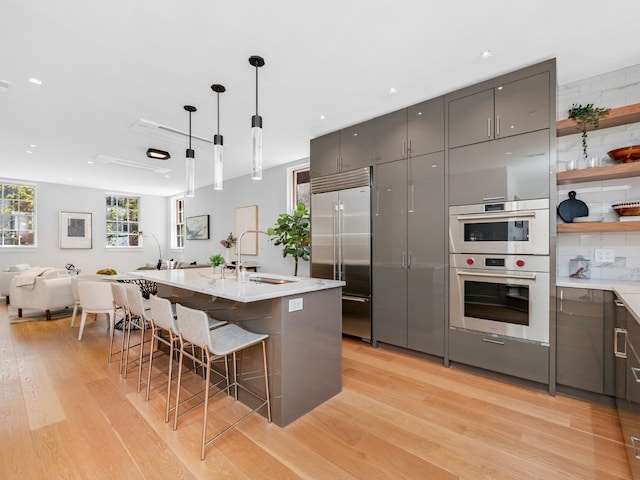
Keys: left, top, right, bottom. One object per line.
{"left": 133, "top": 268, "right": 344, "bottom": 427}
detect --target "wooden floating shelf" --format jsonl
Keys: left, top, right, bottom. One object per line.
{"left": 557, "top": 221, "right": 640, "bottom": 233}
{"left": 557, "top": 161, "right": 640, "bottom": 185}
{"left": 556, "top": 103, "right": 640, "bottom": 137}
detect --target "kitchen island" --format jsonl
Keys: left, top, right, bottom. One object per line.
{"left": 133, "top": 268, "right": 345, "bottom": 427}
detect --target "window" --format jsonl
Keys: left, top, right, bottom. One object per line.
{"left": 173, "top": 197, "right": 185, "bottom": 248}
{"left": 0, "top": 182, "right": 36, "bottom": 246}
{"left": 288, "top": 163, "right": 310, "bottom": 212}
{"left": 106, "top": 195, "right": 140, "bottom": 247}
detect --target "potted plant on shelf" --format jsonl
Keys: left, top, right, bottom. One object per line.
{"left": 267, "top": 203, "right": 310, "bottom": 276}
{"left": 568, "top": 103, "right": 610, "bottom": 162}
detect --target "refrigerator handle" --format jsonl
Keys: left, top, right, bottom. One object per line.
{"left": 338, "top": 201, "right": 344, "bottom": 281}
{"left": 333, "top": 202, "right": 339, "bottom": 280}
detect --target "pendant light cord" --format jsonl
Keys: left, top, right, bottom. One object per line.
{"left": 188, "top": 112, "right": 192, "bottom": 149}
{"left": 255, "top": 65, "right": 259, "bottom": 116}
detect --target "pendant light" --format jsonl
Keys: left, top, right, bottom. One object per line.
{"left": 184, "top": 105, "right": 197, "bottom": 197}
{"left": 211, "top": 84, "right": 226, "bottom": 190}
{"left": 249, "top": 55, "right": 265, "bottom": 180}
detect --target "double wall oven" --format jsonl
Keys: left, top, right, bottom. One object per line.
{"left": 449, "top": 199, "right": 550, "bottom": 344}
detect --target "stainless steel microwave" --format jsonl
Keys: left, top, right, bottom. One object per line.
{"left": 449, "top": 199, "right": 549, "bottom": 256}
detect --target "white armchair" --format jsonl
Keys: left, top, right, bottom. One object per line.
{"left": 0, "top": 263, "right": 31, "bottom": 304}
{"left": 9, "top": 269, "right": 75, "bottom": 320}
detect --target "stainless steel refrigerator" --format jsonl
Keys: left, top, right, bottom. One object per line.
{"left": 310, "top": 167, "right": 371, "bottom": 341}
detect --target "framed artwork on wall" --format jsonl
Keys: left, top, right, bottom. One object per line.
{"left": 186, "top": 214, "right": 210, "bottom": 240}
{"left": 59, "top": 211, "right": 92, "bottom": 249}
{"left": 235, "top": 205, "right": 258, "bottom": 255}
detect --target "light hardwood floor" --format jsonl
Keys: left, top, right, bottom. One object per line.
{"left": 0, "top": 303, "right": 632, "bottom": 480}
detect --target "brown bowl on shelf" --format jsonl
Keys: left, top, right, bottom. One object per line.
{"left": 608, "top": 145, "right": 640, "bottom": 163}
{"left": 612, "top": 202, "right": 640, "bottom": 216}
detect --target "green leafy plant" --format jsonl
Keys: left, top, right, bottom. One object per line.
{"left": 209, "top": 254, "right": 226, "bottom": 267}
{"left": 267, "top": 203, "right": 310, "bottom": 276}
{"left": 568, "top": 103, "right": 610, "bottom": 161}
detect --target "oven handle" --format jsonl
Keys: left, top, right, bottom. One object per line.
{"left": 456, "top": 271, "right": 537, "bottom": 281}
{"left": 455, "top": 211, "right": 537, "bottom": 221}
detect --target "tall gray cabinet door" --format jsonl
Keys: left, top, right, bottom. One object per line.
{"left": 495, "top": 72, "right": 550, "bottom": 139}
{"left": 310, "top": 131, "right": 340, "bottom": 177}
{"left": 373, "top": 159, "right": 408, "bottom": 347}
{"left": 448, "top": 89, "right": 494, "bottom": 148}
{"left": 407, "top": 152, "right": 445, "bottom": 355}
{"left": 556, "top": 288, "right": 605, "bottom": 393}
{"left": 407, "top": 97, "right": 444, "bottom": 157}
{"left": 340, "top": 121, "right": 375, "bottom": 171}
{"left": 375, "top": 109, "right": 407, "bottom": 164}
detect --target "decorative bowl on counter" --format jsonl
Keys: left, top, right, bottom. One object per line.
{"left": 612, "top": 201, "right": 640, "bottom": 216}
{"left": 607, "top": 145, "right": 640, "bottom": 163}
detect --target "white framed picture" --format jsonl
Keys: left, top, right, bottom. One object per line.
{"left": 59, "top": 211, "right": 92, "bottom": 249}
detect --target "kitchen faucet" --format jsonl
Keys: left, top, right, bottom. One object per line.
{"left": 236, "top": 230, "right": 269, "bottom": 277}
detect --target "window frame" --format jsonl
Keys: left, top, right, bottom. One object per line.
{"left": 286, "top": 162, "right": 310, "bottom": 213}
{"left": 105, "top": 193, "right": 141, "bottom": 248}
{"left": 171, "top": 196, "right": 185, "bottom": 250}
{"left": 0, "top": 180, "right": 37, "bottom": 248}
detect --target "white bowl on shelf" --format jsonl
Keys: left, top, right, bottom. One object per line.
{"left": 573, "top": 216, "right": 604, "bottom": 223}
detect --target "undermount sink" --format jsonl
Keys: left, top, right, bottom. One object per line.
{"left": 249, "top": 276, "right": 297, "bottom": 285}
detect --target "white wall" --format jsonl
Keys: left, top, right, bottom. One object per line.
{"left": 557, "top": 63, "right": 640, "bottom": 281}
{"left": 174, "top": 158, "right": 310, "bottom": 277}
{"left": 0, "top": 180, "right": 167, "bottom": 274}
{"left": 2, "top": 158, "right": 311, "bottom": 277}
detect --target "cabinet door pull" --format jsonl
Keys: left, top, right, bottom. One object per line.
{"left": 408, "top": 138, "right": 412, "bottom": 157}
{"left": 496, "top": 115, "right": 501, "bottom": 136}
{"left": 402, "top": 140, "right": 406, "bottom": 158}
{"left": 614, "top": 299, "right": 625, "bottom": 307}
{"left": 632, "top": 437, "right": 640, "bottom": 460}
{"left": 482, "top": 338, "right": 505, "bottom": 345}
{"left": 407, "top": 252, "right": 413, "bottom": 269}
{"left": 614, "top": 328, "right": 627, "bottom": 358}
{"left": 487, "top": 117, "right": 491, "bottom": 138}
{"left": 401, "top": 252, "right": 407, "bottom": 269}
{"left": 559, "top": 289, "right": 563, "bottom": 312}
{"left": 632, "top": 367, "right": 640, "bottom": 384}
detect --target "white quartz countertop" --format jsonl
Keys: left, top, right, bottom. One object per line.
{"left": 130, "top": 268, "right": 345, "bottom": 303}
{"left": 556, "top": 277, "right": 640, "bottom": 324}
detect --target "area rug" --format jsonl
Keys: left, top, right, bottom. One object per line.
{"left": 8, "top": 306, "right": 73, "bottom": 324}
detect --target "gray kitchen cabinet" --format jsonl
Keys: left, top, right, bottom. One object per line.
{"left": 448, "top": 327, "right": 549, "bottom": 383}
{"left": 556, "top": 288, "right": 615, "bottom": 395}
{"left": 615, "top": 300, "right": 640, "bottom": 478}
{"left": 310, "top": 120, "right": 375, "bottom": 177}
{"left": 375, "top": 97, "right": 444, "bottom": 164}
{"left": 448, "top": 71, "right": 550, "bottom": 149}
{"left": 373, "top": 151, "right": 445, "bottom": 355}
{"left": 449, "top": 129, "right": 550, "bottom": 205}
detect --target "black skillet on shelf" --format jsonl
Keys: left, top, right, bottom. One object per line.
{"left": 557, "top": 190, "right": 589, "bottom": 223}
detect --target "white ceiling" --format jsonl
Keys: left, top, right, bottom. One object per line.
{"left": 2, "top": 0, "right": 639, "bottom": 197}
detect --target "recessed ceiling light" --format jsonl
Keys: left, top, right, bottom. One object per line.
{"left": 87, "top": 160, "right": 94, "bottom": 164}
{"left": 26, "top": 150, "right": 32, "bottom": 154}
{"left": 318, "top": 115, "right": 326, "bottom": 120}
{"left": 29, "top": 144, "right": 37, "bottom": 148}
{"left": 388, "top": 87, "right": 398, "bottom": 94}
{"left": 481, "top": 50, "right": 492, "bottom": 58}
{"left": 29, "top": 77, "right": 42, "bottom": 85}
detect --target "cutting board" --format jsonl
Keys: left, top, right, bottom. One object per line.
{"left": 558, "top": 191, "right": 589, "bottom": 223}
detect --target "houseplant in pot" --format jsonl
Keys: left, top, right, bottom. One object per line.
{"left": 267, "top": 203, "right": 310, "bottom": 276}
{"left": 568, "top": 103, "right": 610, "bottom": 163}
{"left": 209, "top": 254, "right": 226, "bottom": 278}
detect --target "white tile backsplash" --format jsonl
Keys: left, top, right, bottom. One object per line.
{"left": 557, "top": 63, "right": 640, "bottom": 284}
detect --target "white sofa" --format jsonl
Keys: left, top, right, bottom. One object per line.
{"left": 0, "top": 263, "right": 31, "bottom": 304}
{"left": 9, "top": 268, "right": 75, "bottom": 320}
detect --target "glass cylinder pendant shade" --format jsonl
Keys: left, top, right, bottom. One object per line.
{"left": 186, "top": 148, "right": 195, "bottom": 197}
{"left": 251, "top": 115, "right": 263, "bottom": 180}
{"left": 213, "top": 134, "right": 223, "bottom": 190}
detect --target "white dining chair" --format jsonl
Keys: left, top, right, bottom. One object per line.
{"left": 76, "top": 281, "right": 115, "bottom": 342}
